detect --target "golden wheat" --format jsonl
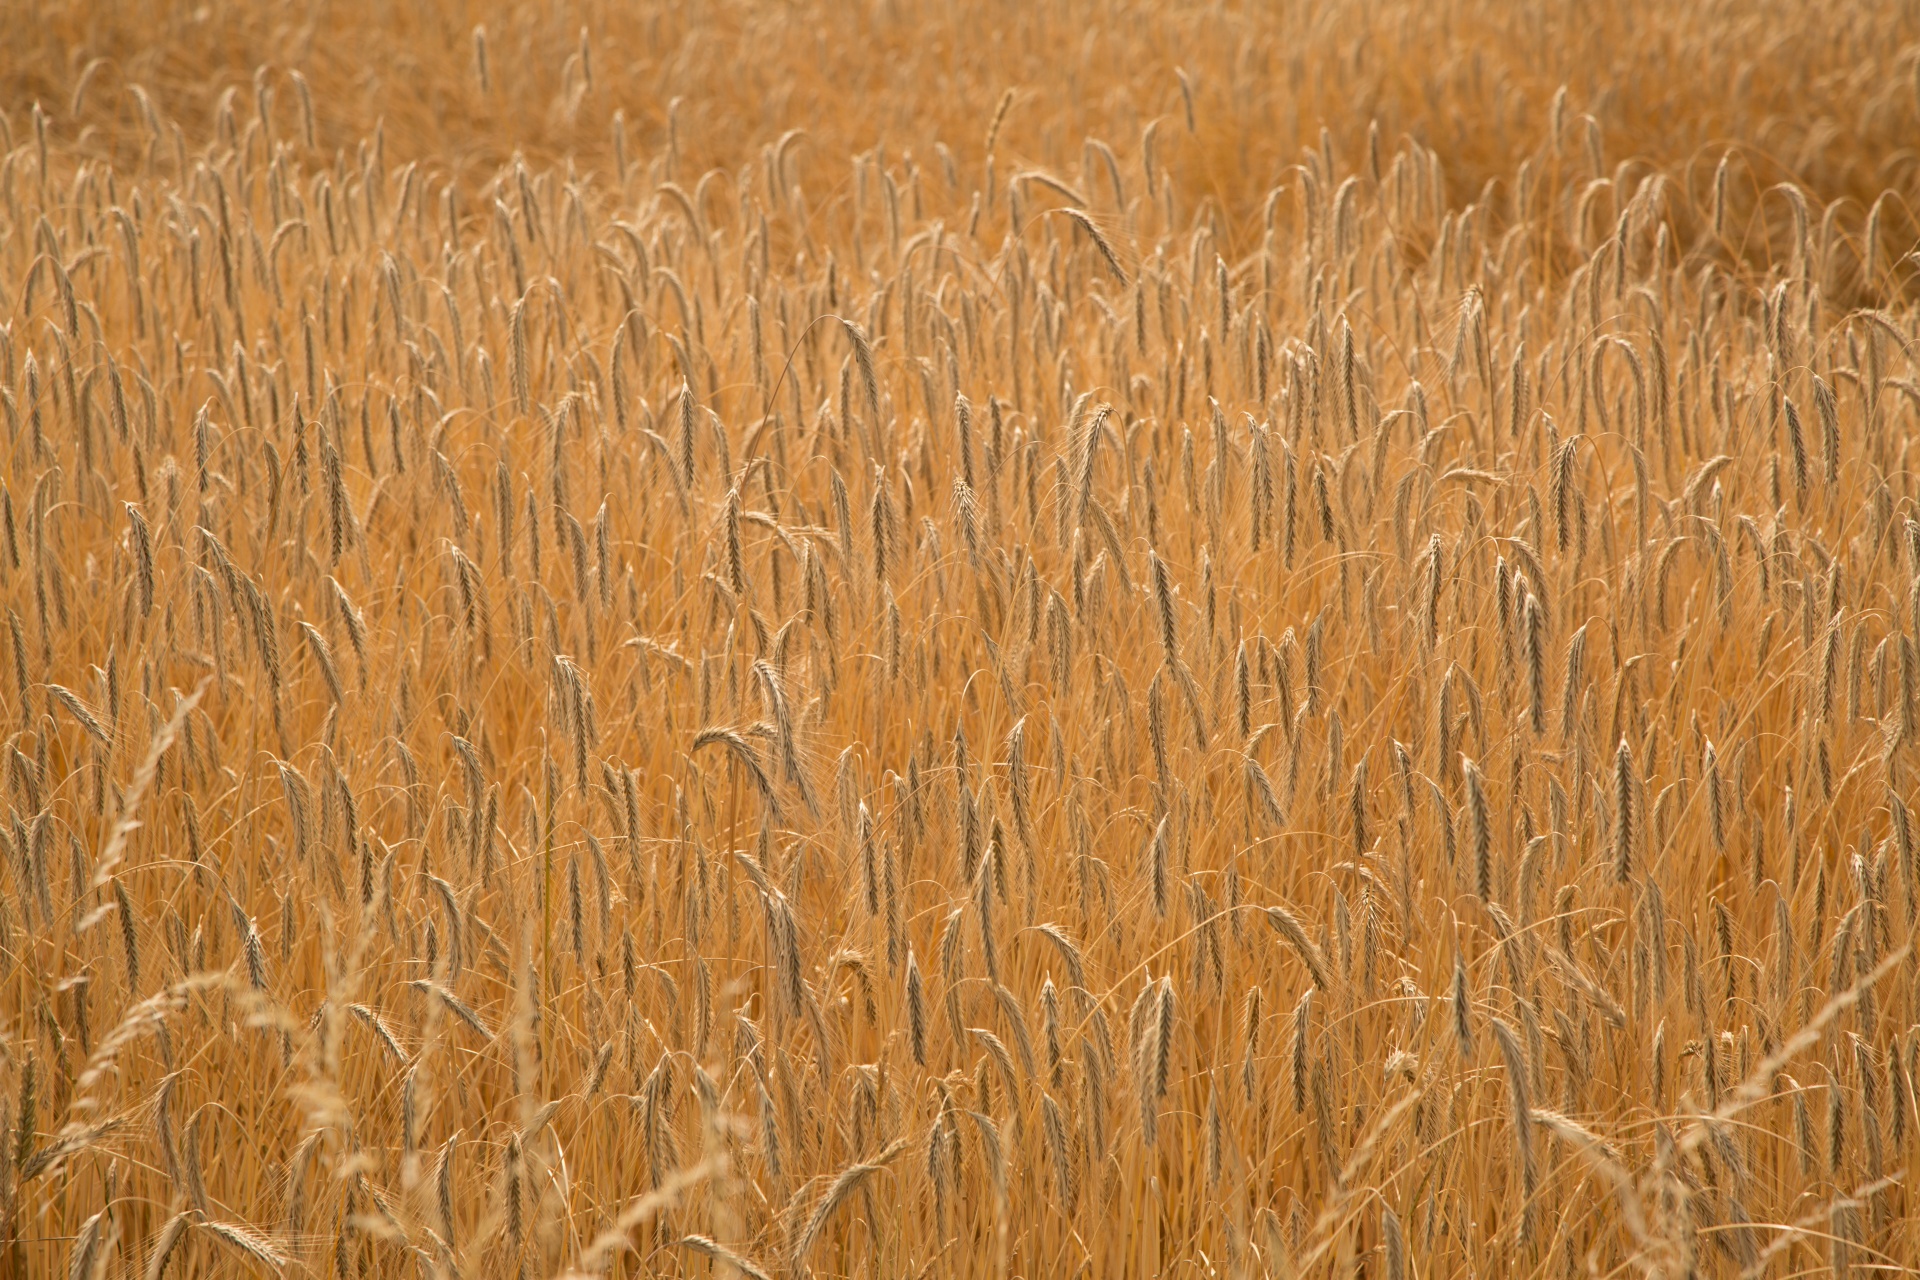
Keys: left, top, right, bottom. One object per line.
{"left": 4, "top": 1, "right": 1920, "bottom": 1277}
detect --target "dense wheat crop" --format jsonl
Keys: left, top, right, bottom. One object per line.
{"left": 8, "top": 1, "right": 1920, "bottom": 1276}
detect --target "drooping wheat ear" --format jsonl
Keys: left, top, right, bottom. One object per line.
{"left": 676, "top": 1235, "right": 773, "bottom": 1280}
{"left": 971, "top": 1023, "right": 1023, "bottom": 1119}
{"left": 1646, "top": 1017, "right": 1668, "bottom": 1111}
{"left": 1071, "top": 398, "right": 1109, "bottom": 530}
{"left": 1244, "top": 751, "right": 1286, "bottom": 831}
{"left": 1783, "top": 396, "right": 1808, "bottom": 497}
{"left": 199, "top": 1218, "right": 290, "bottom": 1270}
{"left": 1701, "top": 738, "right": 1726, "bottom": 853}
{"left": 1452, "top": 952, "right": 1474, "bottom": 1059}
{"left": 1149, "top": 814, "right": 1170, "bottom": 918}
{"left": 790, "top": 1138, "right": 911, "bottom": 1270}
{"left": 143, "top": 1210, "right": 192, "bottom": 1280}
{"left": 1463, "top": 756, "right": 1491, "bottom": 900}
{"left": 1039, "top": 977, "right": 1065, "bottom": 1089}
{"left": 1005, "top": 716, "right": 1032, "bottom": 852}
{"left": 905, "top": 949, "right": 927, "bottom": 1065}
{"left": 1290, "top": 987, "right": 1312, "bottom": 1115}
{"left": 923, "top": 1116, "right": 951, "bottom": 1234}
{"left": 676, "top": 377, "right": 699, "bottom": 491}
{"left": 1073, "top": 1032, "right": 1108, "bottom": 1167}
{"left": 976, "top": 842, "right": 1000, "bottom": 982}
{"left": 1423, "top": 532, "right": 1443, "bottom": 649}
{"left": 1614, "top": 738, "right": 1635, "bottom": 884}
{"left": 1203, "top": 1082, "right": 1226, "bottom": 1188}
{"left": 1233, "top": 640, "right": 1252, "bottom": 741}
{"left": 1383, "top": 1205, "right": 1406, "bottom": 1280}
{"left": 180, "top": 1107, "right": 210, "bottom": 1215}
{"left": 1238, "top": 983, "right": 1264, "bottom": 1101}
{"left": 838, "top": 318, "right": 882, "bottom": 426}
{"left": 1349, "top": 758, "right": 1369, "bottom": 855}
{"left": 724, "top": 486, "right": 745, "bottom": 597}
{"left": 46, "top": 683, "right": 110, "bottom": 747}
{"left": 429, "top": 1129, "right": 460, "bottom": 1243}
{"left": 1150, "top": 550, "right": 1179, "bottom": 664}
{"left": 870, "top": 468, "right": 895, "bottom": 588}
{"left": 125, "top": 502, "right": 155, "bottom": 619}
{"left": 690, "top": 727, "right": 780, "bottom": 817}
{"left": 296, "top": 621, "right": 344, "bottom": 708}
{"left": 1489, "top": 1015, "right": 1536, "bottom": 1239}
{"left": 111, "top": 877, "right": 140, "bottom": 991}
{"left": 1524, "top": 594, "right": 1546, "bottom": 734}
{"left": 1147, "top": 673, "right": 1171, "bottom": 792}
{"left": 1132, "top": 978, "right": 1173, "bottom": 1147}
{"left": 503, "top": 1131, "right": 524, "bottom": 1249}
{"left": 1340, "top": 317, "right": 1359, "bottom": 441}
{"left": 1041, "top": 1091, "right": 1076, "bottom": 1211}
{"left": 1828, "top": 1066, "right": 1849, "bottom": 1175}
{"left": 1561, "top": 621, "right": 1588, "bottom": 739}
{"left": 1053, "top": 208, "right": 1128, "bottom": 285}
{"left": 237, "top": 905, "right": 268, "bottom": 990}
{"left": 1265, "top": 905, "right": 1331, "bottom": 989}
{"left": 507, "top": 294, "right": 530, "bottom": 415}
{"left": 1127, "top": 975, "right": 1156, "bottom": 1066}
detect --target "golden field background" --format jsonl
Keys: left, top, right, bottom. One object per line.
{"left": 3, "top": 0, "right": 1920, "bottom": 1276}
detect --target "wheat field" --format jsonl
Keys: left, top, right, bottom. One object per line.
{"left": 4, "top": 1, "right": 1920, "bottom": 1276}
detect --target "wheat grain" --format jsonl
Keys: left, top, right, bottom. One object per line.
{"left": 676, "top": 1234, "right": 773, "bottom": 1280}
{"left": 2, "top": 15, "right": 1915, "bottom": 1276}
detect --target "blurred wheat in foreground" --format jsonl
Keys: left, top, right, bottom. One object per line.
{"left": 6, "top": 1, "right": 1920, "bottom": 1276}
